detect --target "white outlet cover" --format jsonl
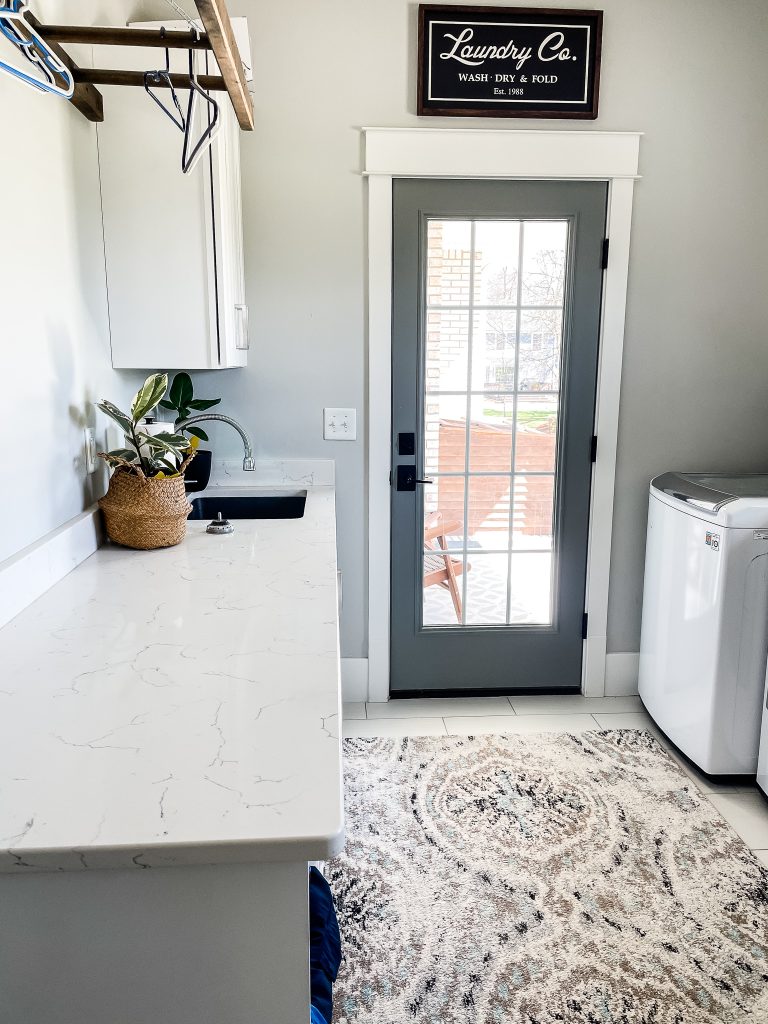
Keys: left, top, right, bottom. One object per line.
{"left": 324, "top": 408, "right": 357, "bottom": 441}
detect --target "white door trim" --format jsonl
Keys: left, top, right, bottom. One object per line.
{"left": 365, "top": 128, "right": 641, "bottom": 702}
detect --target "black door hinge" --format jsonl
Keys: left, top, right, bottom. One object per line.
{"left": 590, "top": 435, "right": 598, "bottom": 463}
{"left": 581, "top": 612, "right": 589, "bottom": 639}
{"left": 601, "top": 238, "right": 610, "bottom": 270}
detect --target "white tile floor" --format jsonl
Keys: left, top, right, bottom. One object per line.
{"left": 341, "top": 695, "right": 768, "bottom": 865}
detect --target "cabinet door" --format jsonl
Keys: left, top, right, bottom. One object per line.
{"left": 210, "top": 102, "right": 248, "bottom": 368}
{"left": 97, "top": 35, "right": 247, "bottom": 370}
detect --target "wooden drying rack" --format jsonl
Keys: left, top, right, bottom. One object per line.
{"left": 30, "top": 0, "right": 253, "bottom": 130}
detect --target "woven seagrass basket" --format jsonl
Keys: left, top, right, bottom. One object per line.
{"left": 99, "top": 467, "right": 192, "bottom": 550}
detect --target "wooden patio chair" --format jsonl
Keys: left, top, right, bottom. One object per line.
{"left": 423, "top": 511, "right": 470, "bottom": 622}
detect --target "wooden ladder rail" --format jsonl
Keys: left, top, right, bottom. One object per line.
{"left": 26, "top": 12, "right": 103, "bottom": 122}
{"left": 31, "top": 2, "right": 254, "bottom": 130}
{"left": 192, "top": 0, "right": 253, "bottom": 131}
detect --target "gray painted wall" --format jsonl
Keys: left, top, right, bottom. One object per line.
{"left": 195, "top": 0, "right": 768, "bottom": 656}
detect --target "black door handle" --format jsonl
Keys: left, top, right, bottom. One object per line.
{"left": 396, "top": 465, "right": 433, "bottom": 491}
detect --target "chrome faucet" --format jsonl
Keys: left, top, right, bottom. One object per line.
{"left": 175, "top": 413, "right": 255, "bottom": 471}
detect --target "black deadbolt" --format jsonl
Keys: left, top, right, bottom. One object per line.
{"left": 398, "top": 432, "right": 415, "bottom": 456}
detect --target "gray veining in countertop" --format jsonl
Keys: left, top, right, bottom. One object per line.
{"left": 0, "top": 484, "right": 343, "bottom": 873}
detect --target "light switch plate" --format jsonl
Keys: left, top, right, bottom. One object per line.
{"left": 84, "top": 427, "right": 98, "bottom": 474}
{"left": 104, "top": 424, "right": 122, "bottom": 457}
{"left": 324, "top": 408, "right": 356, "bottom": 441}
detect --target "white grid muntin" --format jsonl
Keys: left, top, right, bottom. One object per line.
{"left": 421, "top": 215, "right": 565, "bottom": 626}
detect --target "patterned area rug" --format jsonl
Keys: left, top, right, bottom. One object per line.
{"left": 325, "top": 730, "right": 768, "bottom": 1023}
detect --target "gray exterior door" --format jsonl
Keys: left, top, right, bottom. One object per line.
{"left": 390, "top": 179, "right": 607, "bottom": 695}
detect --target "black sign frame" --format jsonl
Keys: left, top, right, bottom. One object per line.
{"left": 418, "top": 5, "right": 602, "bottom": 119}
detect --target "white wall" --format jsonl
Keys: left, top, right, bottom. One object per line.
{"left": 193, "top": 0, "right": 768, "bottom": 659}
{"left": 0, "top": 0, "right": 141, "bottom": 565}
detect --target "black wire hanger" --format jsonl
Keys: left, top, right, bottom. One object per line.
{"left": 144, "top": 27, "right": 185, "bottom": 132}
{"left": 182, "top": 25, "right": 220, "bottom": 174}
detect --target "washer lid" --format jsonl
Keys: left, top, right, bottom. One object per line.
{"left": 651, "top": 472, "right": 768, "bottom": 525}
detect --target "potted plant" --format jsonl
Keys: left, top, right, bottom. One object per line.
{"left": 96, "top": 373, "right": 197, "bottom": 550}
{"left": 159, "top": 372, "right": 221, "bottom": 492}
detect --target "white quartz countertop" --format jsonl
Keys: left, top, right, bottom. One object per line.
{"left": 0, "top": 484, "right": 343, "bottom": 873}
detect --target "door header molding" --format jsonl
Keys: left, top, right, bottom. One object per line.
{"left": 363, "top": 128, "right": 642, "bottom": 180}
{"left": 364, "top": 127, "right": 641, "bottom": 702}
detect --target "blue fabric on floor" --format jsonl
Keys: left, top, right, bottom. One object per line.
{"left": 310, "top": 1006, "right": 328, "bottom": 1024}
{"left": 309, "top": 866, "right": 341, "bottom": 1024}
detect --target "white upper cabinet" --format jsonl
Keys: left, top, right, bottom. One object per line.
{"left": 97, "top": 20, "right": 250, "bottom": 370}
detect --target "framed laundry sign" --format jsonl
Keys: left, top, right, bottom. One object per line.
{"left": 418, "top": 6, "right": 602, "bottom": 118}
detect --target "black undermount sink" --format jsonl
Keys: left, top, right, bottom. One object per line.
{"left": 189, "top": 492, "right": 307, "bottom": 521}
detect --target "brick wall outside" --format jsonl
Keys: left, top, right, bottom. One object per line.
{"left": 424, "top": 222, "right": 479, "bottom": 474}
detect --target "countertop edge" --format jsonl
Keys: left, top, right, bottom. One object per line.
{"left": 0, "top": 822, "right": 347, "bottom": 875}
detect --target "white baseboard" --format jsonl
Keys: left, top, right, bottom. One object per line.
{"left": 605, "top": 652, "right": 640, "bottom": 695}
{"left": 341, "top": 654, "right": 639, "bottom": 701}
{"left": 341, "top": 653, "right": 640, "bottom": 701}
{"left": 0, "top": 508, "right": 103, "bottom": 629}
{"left": 582, "top": 635, "right": 607, "bottom": 696}
{"left": 341, "top": 658, "right": 368, "bottom": 702}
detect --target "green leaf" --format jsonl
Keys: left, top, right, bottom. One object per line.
{"left": 107, "top": 448, "right": 138, "bottom": 461}
{"left": 167, "top": 375, "right": 182, "bottom": 407}
{"left": 188, "top": 398, "right": 221, "bottom": 411}
{"left": 158, "top": 399, "right": 176, "bottom": 411}
{"left": 168, "top": 372, "right": 193, "bottom": 411}
{"left": 131, "top": 373, "right": 169, "bottom": 424}
{"left": 185, "top": 426, "right": 209, "bottom": 442}
{"left": 97, "top": 400, "right": 132, "bottom": 434}
{"left": 138, "top": 432, "right": 189, "bottom": 458}
{"left": 152, "top": 431, "right": 188, "bottom": 446}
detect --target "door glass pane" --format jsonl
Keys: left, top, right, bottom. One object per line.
{"left": 473, "top": 221, "right": 520, "bottom": 305}
{"left": 520, "top": 221, "right": 568, "bottom": 306}
{"left": 515, "top": 397, "right": 558, "bottom": 474}
{"left": 464, "top": 554, "right": 509, "bottom": 625}
{"left": 466, "top": 475, "right": 512, "bottom": 551}
{"left": 423, "top": 479, "right": 465, "bottom": 540}
{"left": 472, "top": 309, "right": 517, "bottom": 392}
{"left": 509, "top": 553, "right": 553, "bottom": 624}
{"left": 426, "top": 220, "right": 472, "bottom": 305}
{"left": 518, "top": 309, "right": 562, "bottom": 392}
{"left": 423, "top": 482, "right": 466, "bottom": 627}
{"left": 421, "top": 217, "right": 568, "bottom": 628}
{"left": 467, "top": 395, "right": 514, "bottom": 473}
{"left": 513, "top": 475, "right": 554, "bottom": 551}
{"left": 424, "top": 395, "right": 467, "bottom": 476}
{"left": 423, "top": 550, "right": 469, "bottom": 627}
{"left": 425, "top": 310, "right": 469, "bottom": 392}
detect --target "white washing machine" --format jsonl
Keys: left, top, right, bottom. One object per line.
{"left": 759, "top": 685, "right": 768, "bottom": 796}
{"left": 639, "top": 473, "right": 768, "bottom": 776}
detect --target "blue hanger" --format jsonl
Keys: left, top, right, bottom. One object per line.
{"left": 0, "top": 0, "right": 74, "bottom": 97}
